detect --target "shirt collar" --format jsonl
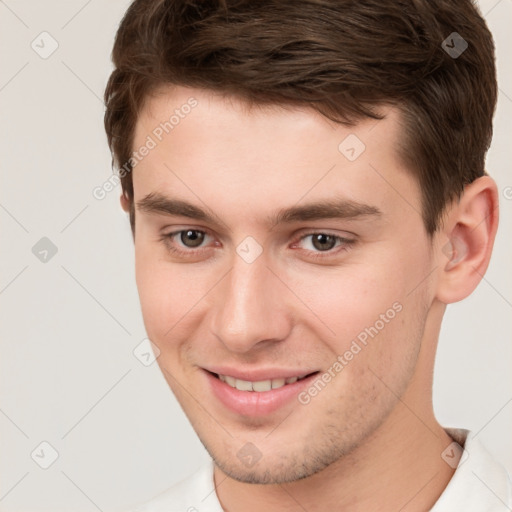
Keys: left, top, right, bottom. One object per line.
{"left": 430, "top": 428, "right": 512, "bottom": 511}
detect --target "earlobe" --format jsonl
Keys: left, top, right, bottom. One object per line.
{"left": 435, "top": 175, "right": 499, "bottom": 304}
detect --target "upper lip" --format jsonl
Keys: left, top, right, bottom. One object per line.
{"left": 203, "top": 366, "right": 318, "bottom": 382}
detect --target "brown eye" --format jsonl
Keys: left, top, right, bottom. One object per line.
{"left": 293, "top": 231, "right": 355, "bottom": 260}
{"left": 179, "top": 230, "right": 205, "bottom": 248}
{"left": 311, "top": 234, "right": 337, "bottom": 251}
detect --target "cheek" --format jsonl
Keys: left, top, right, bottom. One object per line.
{"left": 288, "top": 264, "right": 404, "bottom": 346}
{"left": 134, "top": 244, "right": 215, "bottom": 342}
{"left": 288, "top": 248, "right": 428, "bottom": 363}
{"left": 135, "top": 244, "right": 179, "bottom": 338}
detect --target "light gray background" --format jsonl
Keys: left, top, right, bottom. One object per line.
{"left": 0, "top": 1, "right": 510, "bottom": 510}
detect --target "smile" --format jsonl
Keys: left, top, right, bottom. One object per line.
{"left": 216, "top": 373, "right": 311, "bottom": 392}
{"left": 204, "top": 369, "right": 321, "bottom": 416}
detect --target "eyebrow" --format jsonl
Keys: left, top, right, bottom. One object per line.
{"left": 136, "top": 192, "right": 382, "bottom": 228}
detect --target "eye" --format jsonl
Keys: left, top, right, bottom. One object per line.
{"left": 161, "top": 229, "right": 213, "bottom": 257}
{"left": 160, "top": 229, "right": 355, "bottom": 260}
{"left": 175, "top": 229, "right": 207, "bottom": 248}
{"left": 302, "top": 233, "right": 338, "bottom": 251}
{"left": 293, "top": 232, "right": 355, "bottom": 259}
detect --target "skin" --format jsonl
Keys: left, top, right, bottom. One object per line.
{"left": 124, "top": 85, "right": 499, "bottom": 511}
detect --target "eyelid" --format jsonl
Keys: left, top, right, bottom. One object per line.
{"left": 293, "top": 229, "right": 356, "bottom": 243}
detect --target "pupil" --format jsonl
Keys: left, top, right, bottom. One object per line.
{"left": 313, "top": 234, "right": 335, "bottom": 251}
{"left": 181, "top": 230, "right": 204, "bottom": 248}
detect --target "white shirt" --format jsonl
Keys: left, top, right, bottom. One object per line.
{"left": 130, "top": 428, "right": 512, "bottom": 512}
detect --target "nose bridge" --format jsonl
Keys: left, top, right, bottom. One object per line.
{"left": 211, "top": 252, "right": 289, "bottom": 352}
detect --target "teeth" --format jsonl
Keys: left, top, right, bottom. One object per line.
{"left": 253, "top": 380, "right": 272, "bottom": 392}
{"left": 235, "top": 379, "right": 253, "bottom": 391}
{"left": 271, "top": 378, "right": 285, "bottom": 389}
{"left": 225, "top": 375, "right": 236, "bottom": 387}
{"left": 218, "top": 374, "right": 305, "bottom": 392}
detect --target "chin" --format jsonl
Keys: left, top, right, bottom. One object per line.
{"left": 215, "top": 459, "right": 317, "bottom": 485}
{"left": 208, "top": 441, "right": 342, "bottom": 485}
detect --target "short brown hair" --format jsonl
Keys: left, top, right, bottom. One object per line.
{"left": 104, "top": 0, "right": 497, "bottom": 236}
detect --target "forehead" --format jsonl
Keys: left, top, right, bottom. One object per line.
{"left": 132, "top": 86, "right": 421, "bottom": 229}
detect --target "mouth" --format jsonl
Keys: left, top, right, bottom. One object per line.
{"left": 203, "top": 369, "right": 321, "bottom": 416}
{"left": 208, "top": 370, "right": 318, "bottom": 392}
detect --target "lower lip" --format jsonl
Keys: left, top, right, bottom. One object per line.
{"left": 204, "top": 370, "right": 319, "bottom": 417}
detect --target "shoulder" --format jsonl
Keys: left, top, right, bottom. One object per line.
{"left": 128, "top": 459, "right": 223, "bottom": 512}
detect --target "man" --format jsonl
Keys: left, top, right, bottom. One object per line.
{"left": 104, "top": 0, "right": 511, "bottom": 510}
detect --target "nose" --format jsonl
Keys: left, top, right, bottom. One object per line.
{"left": 210, "top": 252, "right": 292, "bottom": 354}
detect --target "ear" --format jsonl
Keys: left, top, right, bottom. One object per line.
{"left": 120, "top": 192, "right": 130, "bottom": 212}
{"left": 435, "top": 175, "right": 499, "bottom": 304}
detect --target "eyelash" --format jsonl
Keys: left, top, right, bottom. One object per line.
{"left": 160, "top": 229, "right": 355, "bottom": 260}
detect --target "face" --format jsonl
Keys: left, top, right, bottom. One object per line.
{"left": 131, "top": 86, "right": 437, "bottom": 484}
